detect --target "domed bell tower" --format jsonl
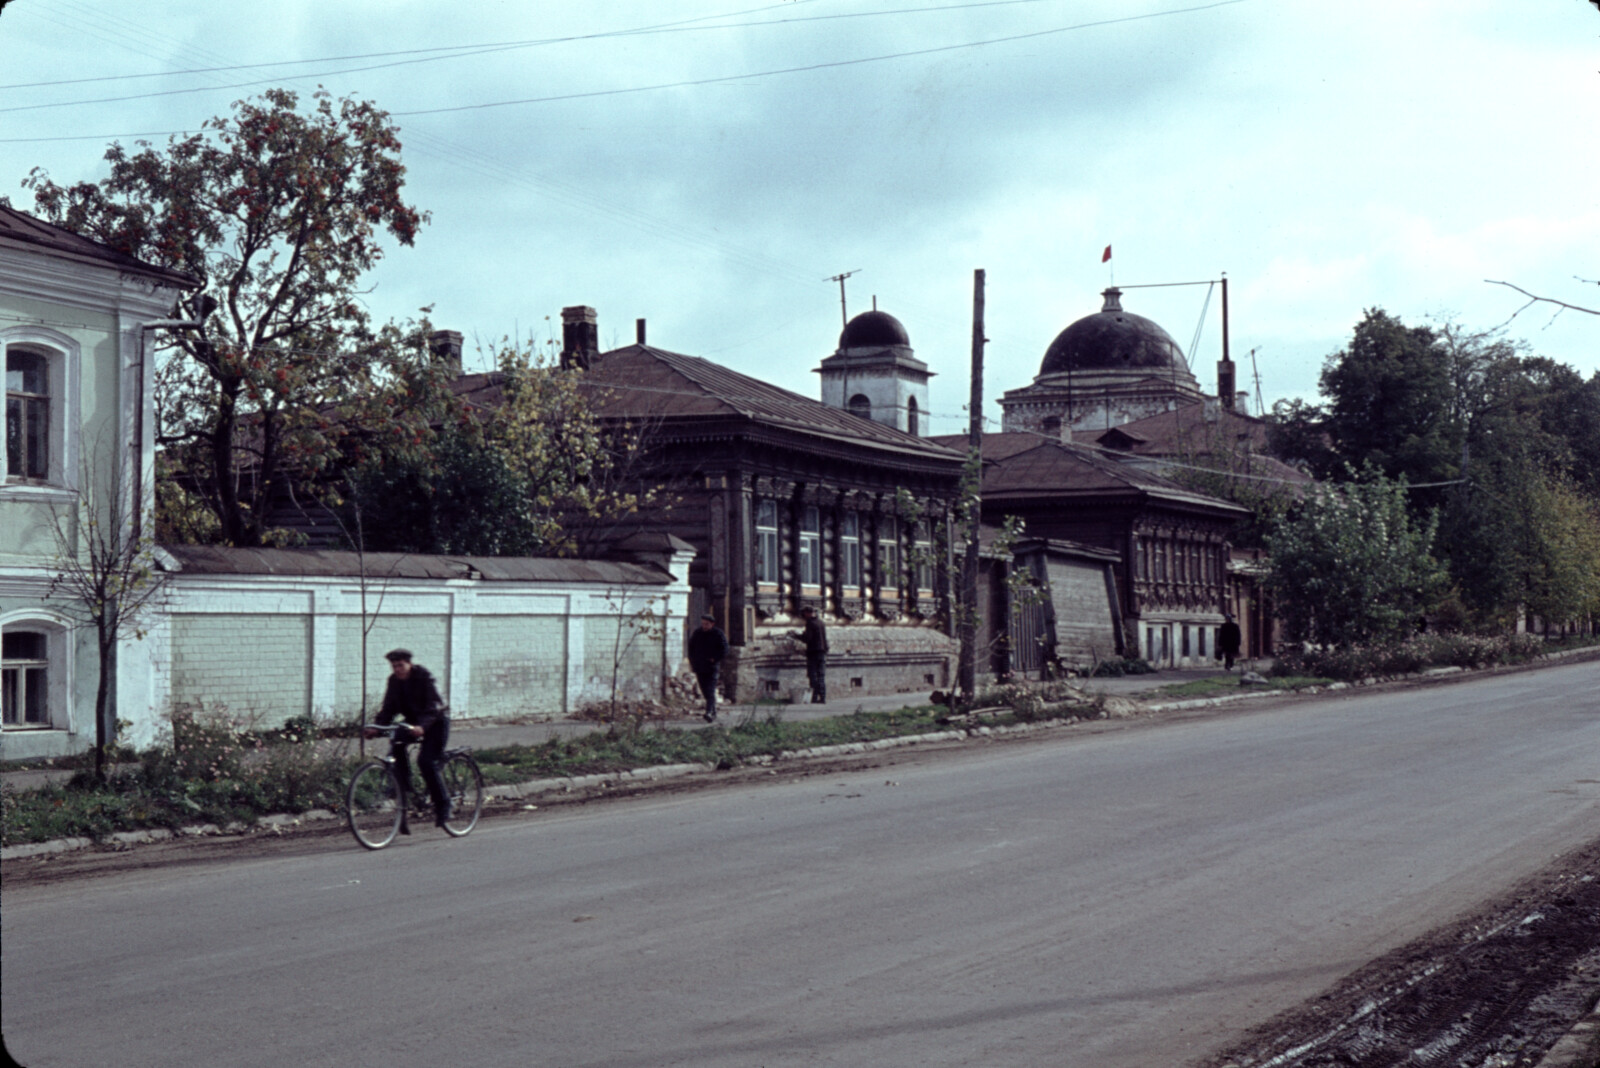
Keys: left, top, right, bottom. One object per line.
{"left": 816, "top": 309, "right": 933, "bottom": 436}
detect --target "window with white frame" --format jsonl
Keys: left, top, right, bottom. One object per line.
{"left": 798, "top": 506, "right": 821, "bottom": 587}
{"left": 2, "top": 630, "right": 52, "bottom": 728}
{"left": 840, "top": 511, "right": 861, "bottom": 591}
{"left": 878, "top": 516, "right": 900, "bottom": 591}
{"left": 5, "top": 348, "right": 51, "bottom": 481}
{"left": 2, "top": 334, "right": 76, "bottom": 491}
{"left": 913, "top": 519, "right": 934, "bottom": 594}
{"left": 754, "top": 499, "right": 780, "bottom": 584}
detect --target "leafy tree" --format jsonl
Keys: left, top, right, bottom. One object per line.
{"left": 1318, "top": 309, "right": 1460, "bottom": 497}
{"left": 1265, "top": 467, "right": 1447, "bottom": 649}
{"left": 1265, "top": 397, "right": 1339, "bottom": 480}
{"left": 341, "top": 339, "right": 666, "bottom": 558}
{"left": 24, "top": 88, "right": 428, "bottom": 547}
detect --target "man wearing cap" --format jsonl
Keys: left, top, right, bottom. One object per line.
{"left": 687, "top": 613, "right": 729, "bottom": 723}
{"left": 788, "top": 606, "right": 828, "bottom": 704}
{"left": 369, "top": 649, "right": 452, "bottom": 830}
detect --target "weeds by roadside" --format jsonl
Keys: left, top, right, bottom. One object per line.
{"left": 1273, "top": 632, "right": 1553, "bottom": 681}
{"left": 3, "top": 704, "right": 355, "bottom": 848}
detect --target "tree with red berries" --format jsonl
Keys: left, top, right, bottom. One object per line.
{"left": 27, "top": 88, "right": 431, "bottom": 546}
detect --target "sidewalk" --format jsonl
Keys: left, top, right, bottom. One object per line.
{"left": 0, "top": 665, "right": 1237, "bottom": 794}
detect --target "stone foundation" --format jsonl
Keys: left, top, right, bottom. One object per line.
{"left": 725, "top": 623, "right": 954, "bottom": 703}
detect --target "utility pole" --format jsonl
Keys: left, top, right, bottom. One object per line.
{"left": 958, "top": 268, "right": 986, "bottom": 701}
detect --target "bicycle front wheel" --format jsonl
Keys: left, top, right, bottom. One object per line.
{"left": 441, "top": 753, "right": 483, "bottom": 837}
{"left": 347, "top": 761, "right": 404, "bottom": 850}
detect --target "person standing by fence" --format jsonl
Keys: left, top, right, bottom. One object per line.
{"left": 687, "top": 613, "right": 728, "bottom": 723}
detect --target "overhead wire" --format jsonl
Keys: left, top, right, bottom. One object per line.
{"left": 1, "top": 0, "right": 1250, "bottom": 122}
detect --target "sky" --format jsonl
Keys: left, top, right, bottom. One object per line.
{"left": 3, "top": 0, "right": 1597, "bottom": 436}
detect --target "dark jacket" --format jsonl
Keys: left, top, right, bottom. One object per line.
{"left": 793, "top": 616, "right": 828, "bottom": 659}
{"left": 377, "top": 665, "right": 448, "bottom": 731}
{"left": 687, "top": 625, "right": 729, "bottom": 675}
{"left": 1217, "top": 621, "right": 1242, "bottom": 657}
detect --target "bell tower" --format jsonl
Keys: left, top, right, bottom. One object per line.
{"left": 816, "top": 308, "right": 932, "bottom": 436}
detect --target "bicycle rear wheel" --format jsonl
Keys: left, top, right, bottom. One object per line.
{"left": 347, "top": 761, "right": 404, "bottom": 849}
{"left": 441, "top": 753, "right": 483, "bottom": 837}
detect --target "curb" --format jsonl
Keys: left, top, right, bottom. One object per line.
{"left": 1534, "top": 1001, "right": 1600, "bottom": 1068}
{"left": 1, "top": 724, "right": 1040, "bottom": 861}
{"left": 7, "top": 646, "right": 1598, "bottom": 863}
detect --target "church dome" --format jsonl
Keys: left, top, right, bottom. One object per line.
{"left": 1038, "top": 288, "right": 1185, "bottom": 377}
{"left": 839, "top": 309, "right": 910, "bottom": 350}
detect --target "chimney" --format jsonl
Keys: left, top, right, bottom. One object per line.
{"left": 429, "top": 329, "right": 464, "bottom": 377}
{"left": 560, "top": 305, "right": 598, "bottom": 371}
{"left": 1217, "top": 357, "right": 1237, "bottom": 412}
{"left": 636, "top": 318, "right": 647, "bottom": 345}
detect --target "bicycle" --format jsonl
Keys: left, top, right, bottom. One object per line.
{"left": 346, "top": 723, "right": 484, "bottom": 850}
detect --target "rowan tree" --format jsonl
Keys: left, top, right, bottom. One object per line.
{"left": 25, "top": 88, "right": 428, "bottom": 546}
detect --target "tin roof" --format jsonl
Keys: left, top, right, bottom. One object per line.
{"left": 930, "top": 431, "right": 1250, "bottom": 515}
{"left": 159, "top": 544, "right": 673, "bottom": 585}
{"left": 0, "top": 204, "right": 201, "bottom": 290}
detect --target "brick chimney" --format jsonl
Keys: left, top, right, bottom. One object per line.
{"left": 561, "top": 305, "right": 599, "bottom": 370}
{"left": 429, "top": 329, "right": 464, "bottom": 377}
{"left": 1217, "top": 356, "right": 1237, "bottom": 412}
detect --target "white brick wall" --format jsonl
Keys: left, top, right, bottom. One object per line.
{"left": 150, "top": 563, "right": 691, "bottom": 731}
{"left": 169, "top": 614, "right": 311, "bottom": 723}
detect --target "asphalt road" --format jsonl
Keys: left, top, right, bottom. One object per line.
{"left": 5, "top": 660, "right": 1599, "bottom": 1068}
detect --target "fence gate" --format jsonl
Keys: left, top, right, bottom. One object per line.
{"left": 1009, "top": 596, "right": 1050, "bottom": 677}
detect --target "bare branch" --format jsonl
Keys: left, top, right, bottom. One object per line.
{"left": 1485, "top": 279, "right": 1600, "bottom": 331}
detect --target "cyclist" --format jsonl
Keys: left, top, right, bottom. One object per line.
{"left": 367, "top": 648, "right": 452, "bottom": 832}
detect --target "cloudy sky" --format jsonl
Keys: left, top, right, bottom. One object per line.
{"left": 4, "top": 0, "right": 1597, "bottom": 435}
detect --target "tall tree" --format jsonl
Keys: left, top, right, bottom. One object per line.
{"left": 1318, "top": 309, "right": 1460, "bottom": 496}
{"left": 25, "top": 88, "right": 428, "bottom": 546}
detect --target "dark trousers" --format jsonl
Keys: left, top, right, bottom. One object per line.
{"left": 806, "top": 654, "right": 827, "bottom": 703}
{"left": 694, "top": 667, "right": 719, "bottom": 716}
{"left": 394, "top": 717, "right": 450, "bottom": 817}
{"left": 1222, "top": 652, "right": 1237, "bottom": 670}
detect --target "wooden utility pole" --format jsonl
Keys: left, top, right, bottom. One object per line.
{"left": 958, "top": 268, "right": 986, "bottom": 700}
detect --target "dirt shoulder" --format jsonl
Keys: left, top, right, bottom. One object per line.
{"left": 1199, "top": 833, "right": 1600, "bottom": 1068}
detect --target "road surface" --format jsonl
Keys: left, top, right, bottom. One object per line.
{"left": 5, "top": 660, "right": 1598, "bottom": 1067}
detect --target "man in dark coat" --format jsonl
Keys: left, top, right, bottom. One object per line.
{"left": 687, "top": 614, "right": 728, "bottom": 723}
{"left": 1217, "top": 614, "right": 1243, "bottom": 672}
{"left": 789, "top": 606, "right": 828, "bottom": 704}
{"left": 370, "top": 648, "right": 451, "bottom": 829}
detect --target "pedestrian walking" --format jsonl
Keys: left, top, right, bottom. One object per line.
{"left": 1217, "top": 613, "right": 1242, "bottom": 672}
{"left": 687, "top": 613, "right": 728, "bottom": 723}
{"left": 789, "top": 606, "right": 828, "bottom": 704}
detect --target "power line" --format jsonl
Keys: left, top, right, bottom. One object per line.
{"left": 393, "top": 1, "right": 1249, "bottom": 119}
{"left": 0, "top": 0, "right": 1247, "bottom": 138}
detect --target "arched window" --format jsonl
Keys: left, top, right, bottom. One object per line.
{"left": 847, "top": 394, "right": 871, "bottom": 419}
{"left": 5, "top": 349, "right": 51, "bottom": 481}
{"left": 3, "top": 628, "right": 53, "bottom": 728}
{"left": 906, "top": 396, "right": 919, "bottom": 436}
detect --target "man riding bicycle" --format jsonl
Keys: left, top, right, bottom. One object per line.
{"left": 367, "top": 648, "right": 452, "bottom": 832}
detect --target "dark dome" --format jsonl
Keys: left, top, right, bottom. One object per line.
{"left": 1039, "top": 291, "right": 1184, "bottom": 376}
{"left": 839, "top": 309, "right": 910, "bottom": 350}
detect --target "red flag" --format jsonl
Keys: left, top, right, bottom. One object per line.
{"left": 1101, "top": 245, "right": 1112, "bottom": 263}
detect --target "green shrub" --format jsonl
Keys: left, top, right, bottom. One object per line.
{"left": 1273, "top": 632, "right": 1550, "bottom": 681}
{"left": 1091, "top": 657, "right": 1155, "bottom": 677}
